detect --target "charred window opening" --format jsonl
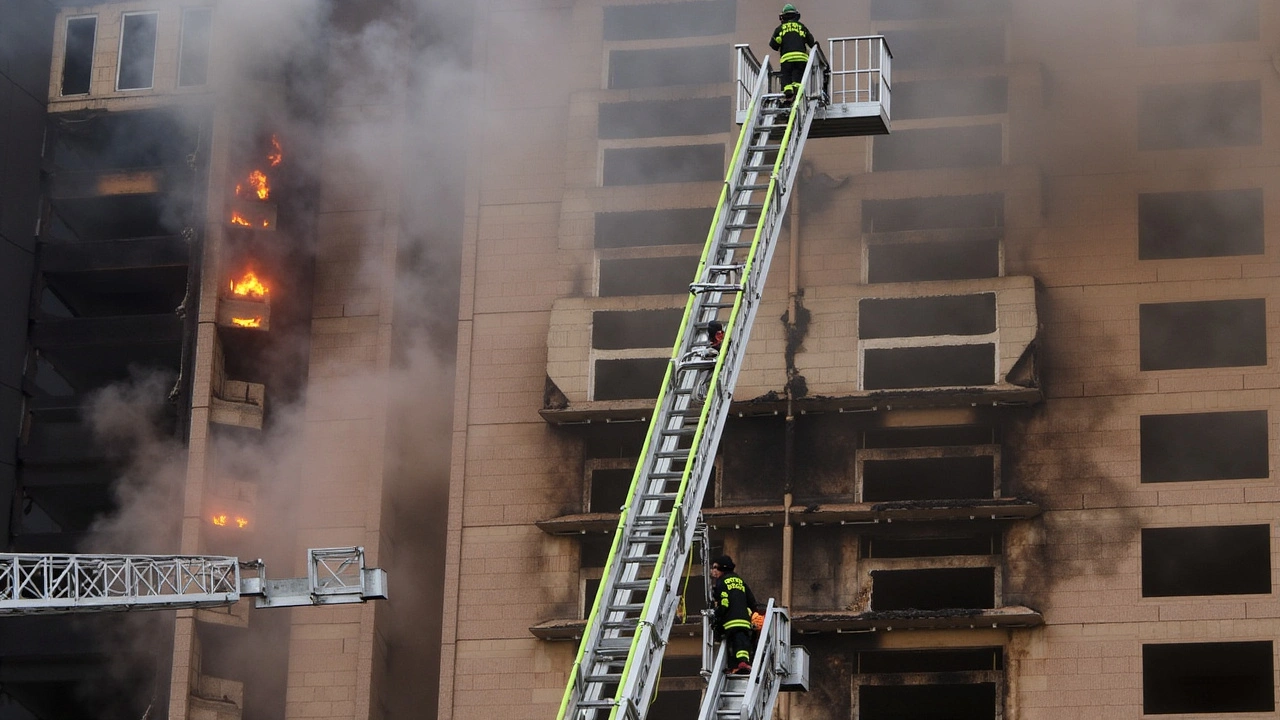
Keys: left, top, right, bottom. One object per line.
{"left": 1139, "top": 299, "right": 1266, "bottom": 370}
{"left": 1139, "top": 81, "right": 1261, "bottom": 149}
{"left": 870, "top": 568, "right": 995, "bottom": 610}
{"left": 855, "top": 649, "right": 1001, "bottom": 720}
{"left": 867, "top": 234, "right": 1001, "bottom": 283}
{"left": 116, "top": 12, "right": 158, "bottom": 91}
{"left": 1140, "top": 410, "right": 1268, "bottom": 482}
{"left": 61, "top": 16, "right": 96, "bottom": 96}
{"left": 1143, "top": 525, "right": 1271, "bottom": 597}
{"left": 50, "top": 110, "right": 198, "bottom": 173}
{"left": 860, "top": 684, "right": 996, "bottom": 720}
{"left": 589, "top": 467, "right": 634, "bottom": 513}
{"left": 860, "top": 294, "right": 996, "bottom": 338}
{"left": 1138, "top": 188, "right": 1263, "bottom": 259}
{"left": 580, "top": 535, "right": 611, "bottom": 567}
{"left": 862, "top": 456, "right": 996, "bottom": 502}
{"left": 1143, "top": 641, "right": 1274, "bottom": 714}
{"left": 604, "top": 0, "right": 735, "bottom": 41}
{"left": 647, "top": 655, "right": 708, "bottom": 719}
{"left": 864, "top": 425, "right": 997, "bottom": 448}
{"left": 589, "top": 464, "right": 714, "bottom": 513}
{"left": 1137, "top": 0, "right": 1258, "bottom": 45}
{"left": 41, "top": 267, "right": 188, "bottom": 317}
{"left": 596, "top": 208, "right": 714, "bottom": 248}
{"left": 594, "top": 358, "right": 667, "bottom": 400}
{"left": 592, "top": 309, "right": 683, "bottom": 349}
{"left": 197, "top": 609, "right": 292, "bottom": 718}
{"left": 871, "top": 0, "right": 1009, "bottom": 19}
{"left": 862, "top": 531, "right": 1000, "bottom": 558}
{"left": 608, "top": 46, "right": 730, "bottom": 89}
{"left": 583, "top": 575, "right": 708, "bottom": 620}
{"left": 599, "top": 97, "right": 729, "bottom": 139}
{"left": 864, "top": 344, "right": 995, "bottom": 389}
{"left": 859, "top": 648, "right": 1003, "bottom": 673}
{"left": 863, "top": 194, "right": 1004, "bottom": 233}
{"left": 581, "top": 423, "right": 647, "bottom": 460}
{"left": 603, "top": 145, "right": 724, "bottom": 186}
{"left": 881, "top": 27, "right": 1005, "bottom": 70}
{"left": 600, "top": 256, "right": 698, "bottom": 297}
{"left": 178, "top": 8, "right": 213, "bottom": 88}
{"left": 874, "top": 125, "right": 1003, "bottom": 172}
{"left": 893, "top": 77, "right": 1008, "bottom": 120}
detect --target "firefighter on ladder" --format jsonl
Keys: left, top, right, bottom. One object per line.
{"left": 769, "top": 3, "right": 817, "bottom": 106}
{"left": 711, "top": 555, "right": 760, "bottom": 674}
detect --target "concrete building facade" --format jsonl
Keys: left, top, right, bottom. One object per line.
{"left": 440, "top": 0, "right": 1280, "bottom": 718}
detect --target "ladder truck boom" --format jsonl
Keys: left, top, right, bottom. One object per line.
{"left": 558, "top": 46, "right": 825, "bottom": 720}
{"left": 557, "top": 36, "right": 891, "bottom": 720}
{"left": 0, "top": 546, "right": 387, "bottom": 615}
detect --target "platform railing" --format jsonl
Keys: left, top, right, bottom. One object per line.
{"left": 733, "top": 44, "right": 764, "bottom": 116}
{"left": 827, "top": 35, "right": 892, "bottom": 114}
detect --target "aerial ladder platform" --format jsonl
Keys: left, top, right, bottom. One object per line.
{"left": 557, "top": 37, "right": 891, "bottom": 720}
{"left": 0, "top": 546, "right": 386, "bottom": 615}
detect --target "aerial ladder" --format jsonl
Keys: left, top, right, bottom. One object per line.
{"left": 0, "top": 546, "right": 386, "bottom": 615}
{"left": 557, "top": 36, "right": 891, "bottom": 720}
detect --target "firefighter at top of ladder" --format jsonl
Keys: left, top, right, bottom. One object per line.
{"left": 769, "top": 3, "right": 817, "bottom": 106}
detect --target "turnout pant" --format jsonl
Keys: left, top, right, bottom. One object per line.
{"left": 724, "top": 627, "right": 753, "bottom": 669}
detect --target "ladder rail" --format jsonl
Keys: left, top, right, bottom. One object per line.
{"left": 694, "top": 601, "right": 794, "bottom": 720}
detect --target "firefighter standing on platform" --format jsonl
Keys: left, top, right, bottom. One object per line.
{"left": 769, "top": 3, "right": 817, "bottom": 105}
{"left": 711, "top": 555, "right": 760, "bottom": 674}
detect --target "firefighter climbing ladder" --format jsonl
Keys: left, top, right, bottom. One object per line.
{"left": 557, "top": 37, "right": 890, "bottom": 720}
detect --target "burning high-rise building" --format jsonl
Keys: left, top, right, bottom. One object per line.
{"left": 0, "top": 0, "right": 458, "bottom": 718}
{"left": 2, "top": 0, "right": 1279, "bottom": 719}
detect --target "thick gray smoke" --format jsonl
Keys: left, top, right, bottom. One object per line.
{"left": 62, "top": 0, "right": 477, "bottom": 718}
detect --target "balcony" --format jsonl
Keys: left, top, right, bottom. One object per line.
{"left": 541, "top": 275, "right": 1040, "bottom": 424}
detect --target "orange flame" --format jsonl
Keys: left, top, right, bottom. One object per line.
{"left": 230, "top": 270, "right": 269, "bottom": 299}
{"left": 231, "top": 317, "right": 263, "bottom": 328}
{"left": 268, "top": 135, "right": 283, "bottom": 167}
{"left": 211, "top": 513, "right": 250, "bottom": 529}
{"left": 246, "top": 170, "right": 269, "bottom": 200}
{"left": 230, "top": 211, "right": 252, "bottom": 227}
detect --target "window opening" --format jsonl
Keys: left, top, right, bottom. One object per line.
{"left": 61, "top": 16, "right": 96, "bottom": 95}
{"left": 179, "top": 8, "right": 213, "bottom": 87}
{"left": 117, "top": 11, "right": 158, "bottom": 91}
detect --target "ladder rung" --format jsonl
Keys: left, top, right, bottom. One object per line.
{"left": 655, "top": 450, "right": 689, "bottom": 459}
{"left": 660, "top": 427, "right": 697, "bottom": 437}
{"left": 737, "top": 183, "right": 769, "bottom": 191}
{"left": 607, "top": 603, "right": 644, "bottom": 613}
{"left": 750, "top": 144, "right": 781, "bottom": 152}
{"left": 646, "top": 472, "right": 685, "bottom": 480}
{"left": 640, "top": 491, "right": 678, "bottom": 501}
{"left": 615, "top": 580, "right": 652, "bottom": 590}
{"left": 620, "top": 553, "right": 661, "bottom": 564}
{"left": 689, "top": 283, "right": 742, "bottom": 293}
{"left": 576, "top": 700, "right": 618, "bottom": 710}
{"left": 730, "top": 202, "right": 763, "bottom": 211}
{"left": 725, "top": 224, "right": 756, "bottom": 231}
{"left": 584, "top": 673, "right": 622, "bottom": 683}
